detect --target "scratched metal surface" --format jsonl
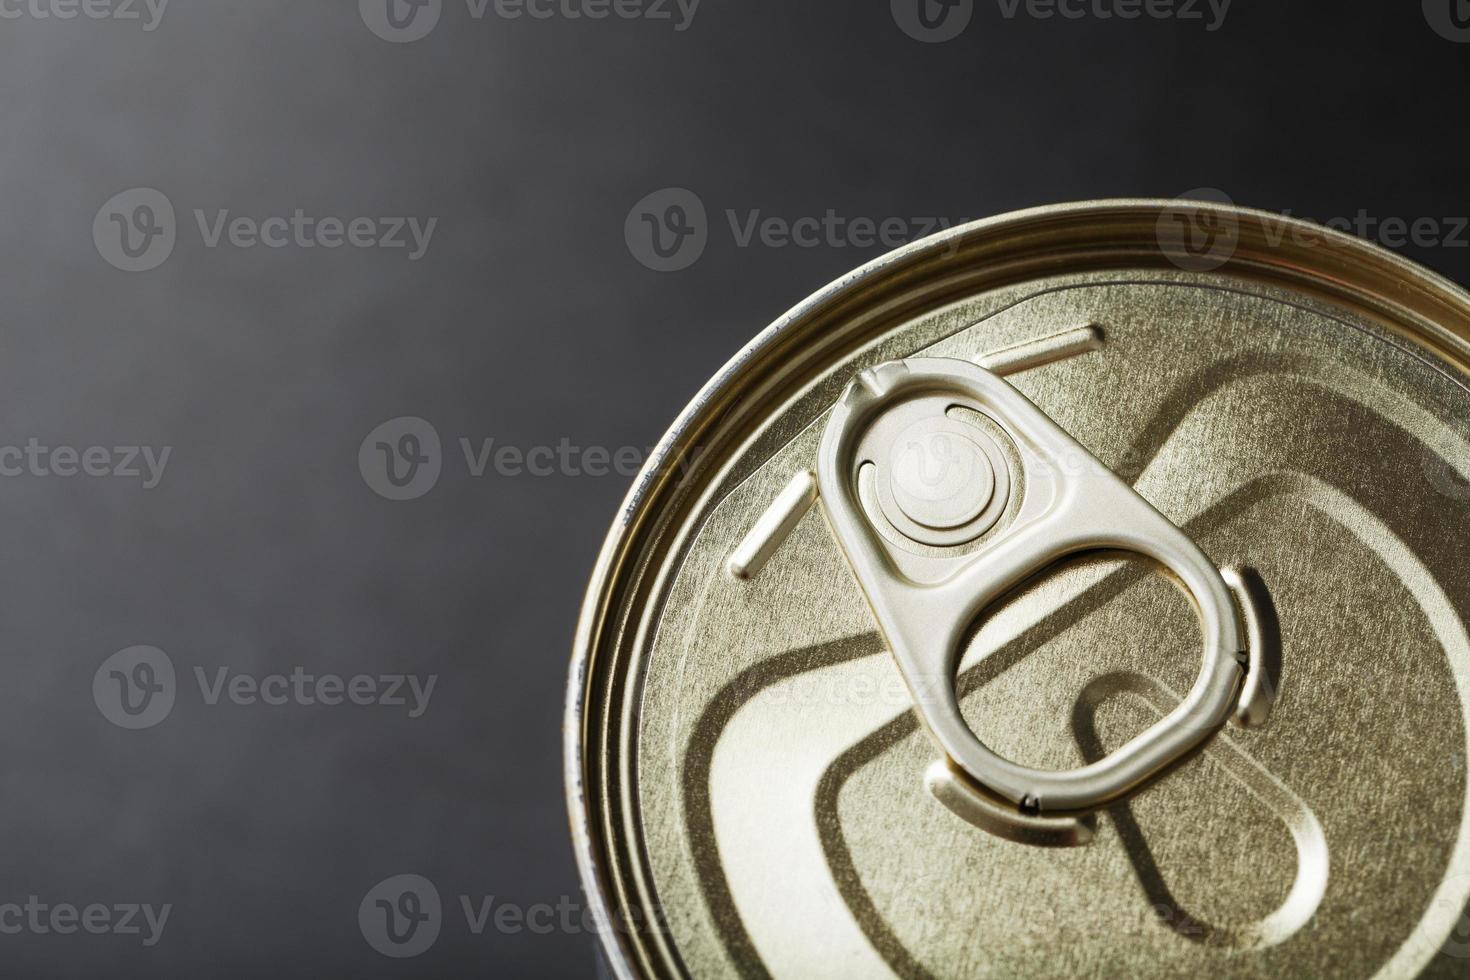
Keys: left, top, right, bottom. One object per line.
{"left": 628, "top": 273, "right": 1470, "bottom": 977}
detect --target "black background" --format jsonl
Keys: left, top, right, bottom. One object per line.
{"left": 1, "top": 1, "right": 1467, "bottom": 976}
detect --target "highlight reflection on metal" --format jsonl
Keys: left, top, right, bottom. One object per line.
{"left": 923, "top": 757, "right": 1097, "bottom": 847}
{"left": 568, "top": 201, "right": 1470, "bottom": 980}
{"left": 975, "top": 323, "right": 1105, "bottom": 375}
{"left": 1221, "top": 567, "right": 1280, "bottom": 729}
{"left": 726, "top": 472, "right": 817, "bottom": 581}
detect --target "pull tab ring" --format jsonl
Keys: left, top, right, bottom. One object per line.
{"left": 813, "top": 355, "right": 1245, "bottom": 815}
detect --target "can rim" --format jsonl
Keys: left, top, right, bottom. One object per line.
{"left": 564, "top": 197, "right": 1470, "bottom": 979}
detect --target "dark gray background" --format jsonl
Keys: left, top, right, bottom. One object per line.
{"left": 0, "top": 1, "right": 1467, "bottom": 976}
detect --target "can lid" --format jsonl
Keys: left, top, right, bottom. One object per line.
{"left": 569, "top": 200, "right": 1470, "bottom": 978}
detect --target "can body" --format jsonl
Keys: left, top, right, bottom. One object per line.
{"left": 568, "top": 201, "right": 1470, "bottom": 978}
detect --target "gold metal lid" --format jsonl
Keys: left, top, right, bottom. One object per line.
{"left": 569, "top": 199, "right": 1470, "bottom": 978}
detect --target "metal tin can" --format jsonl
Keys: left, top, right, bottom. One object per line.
{"left": 566, "top": 199, "right": 1470, "bottom": 978}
